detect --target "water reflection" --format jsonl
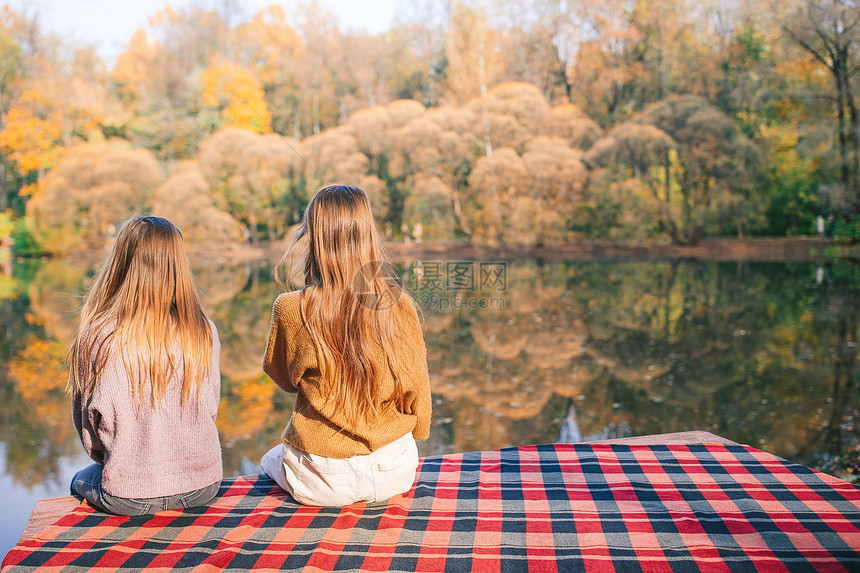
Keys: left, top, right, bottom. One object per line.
{"left": 1, "top": 258, "right": 858, "bottom": 492}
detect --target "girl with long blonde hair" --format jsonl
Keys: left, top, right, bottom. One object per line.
{"left": 260, "top": 185, "right": 431, "bottom": 506}
{"left": 68, "top": 215, "right": 223, "bottom": 515}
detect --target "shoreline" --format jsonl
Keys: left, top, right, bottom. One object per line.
{"left": 45, "top": 236, "right": 854, "bottom": 265}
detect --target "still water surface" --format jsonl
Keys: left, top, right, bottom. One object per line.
{"left": 1, "top": 257, "right": 858, "bottom": 556}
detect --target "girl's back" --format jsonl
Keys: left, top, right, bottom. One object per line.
{"left": 264, "top": 287, "right": 430, "bottom": 458}
{"left": 69, "top": 216, "right": 223, "bottom": 513}
{"left": 75, "top": 319, "right": 222, "bottom": 499}
{"left": 261, "top": 185, "right": 431, "bottom": 506}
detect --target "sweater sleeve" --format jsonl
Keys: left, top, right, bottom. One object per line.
{"left": 71, "top": 331, "right": 107, "bottom": 465}
{"left": 74, "top": 389, "right": 107, "bottom": 465}
{"left": 207, "top": 320, "right": 222, "bottom": 420}
{"left": 263, "top": 293, "right": 299, "bottom": 393}
{"left": 405, "top": 301, "right": 432, "bottom": 441}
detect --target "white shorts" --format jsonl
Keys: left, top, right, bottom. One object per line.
{"left": 260, "top": 432, "right": 419, "bottom": 506}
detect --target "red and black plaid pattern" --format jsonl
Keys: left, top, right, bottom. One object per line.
{"left": 3, "top": 442, "right": 860, "bottom": 572}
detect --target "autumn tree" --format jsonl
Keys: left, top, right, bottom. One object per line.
{"left": 111, "top": 28, "right": 161, "bottom": 106}
{"left": 541, "top": 103, "right": 602, "bottom": 150}
{"left": 521, "top": 0, "right": 640, "bottom": 124}
{"left": 467, "top": 82, "right": 551, "bottom": 152}
{"left": 230, "top": 133, "right": 306, "bottom": 241}
{"left": 0, "top": 12, "right": 114, "bottom": 201}
{"left": 25, "top": 142, "right": 163, "bottom": 252}
{"left": 232, "top": 5, "right": 303, "bottom": 136}
{"left": 0, "top": 89, "right": 62, "bottom": 194}
{"left": 348, "top": 99, "right": 425, "bottom": 230}
{"left": 588, "top": 96, "right": 760, "bottom": 243}
{"left": 489, "top": 0, "right": 568, "bottom": 102}
{"left": 466, "top": 146, "right": 527, "bottom": 242}
{"left": 625, "top": 0, "right": 710, "bottom": 105}
{"left": 0, "top": 17, "right": 23, "bottom": 212}
{"left": 443, "top": 2, "right": 505, "bottom": 104}
{"left": 387, "top": 4, "right": 446, "bottom": 105}
{"left": 520, "top": 136, "right": 589, "bottom": 240}
{"left": 109, "top": 5, "right": 232, "bottom": 161}
{"left": 403, "top": 175, "right": 457, "bottom": 240}
{"left": 0, "top": 79, "right": 107, "bottom": 195}
{"left": 150, "top": 164, "right": 244, "bottom": 244}
{"left": 201, "top": 60, "right": 272, "bottom": 134}
{"left": 298, "top": 124, "right": 381, "bottom": 211}
{"left": 394, "top": 104, "right": 480, "bottom": 238}
{"left": 294, "top": 2, "right": 345, "bottom": 136}
{"left": 585, "top": 123, "right": 678, "bottom": 237}
{"left": 146, "top": 5, "right": 227, "bottom": 108}
{"left": 199, "top": 126, "right": 258, "bottom": 191}
{"left": 198, "top": 126, "right": 311, "bottom": 242}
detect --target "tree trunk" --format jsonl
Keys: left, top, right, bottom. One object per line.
{"left": 842, "top": 62, "right": 860, "bottom": 213}
{"left": 0, "top": 161, "right": 6, "bottom": 212}
{"left": 450, "top": 191, "right": 472, "bottom": 239}
{"left": 248, "top": 212, "right": 258, "bottom": 244}
{"left": 835, "top": 60, "right": 852, "bottom": 213}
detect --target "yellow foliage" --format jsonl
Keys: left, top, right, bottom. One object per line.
{"left": 111, "top": 28, "right": 157, "bottom": 104}
{"left": 233, "top": 5, "right": 302, "bottom": 89}
{"left": 201, "top": 61, "right": 272, "bottom": 134}
{"left": 9, "top": 337, "right": 71, "bottom": 433}
{"left": 0, "top": 89, "right": 63, "bottom": 175}
{"left": 217, "top": 375, "right": 276, "bottom": 443}
{"left": 0, "top": 272, "right": 18, "bottom": 300}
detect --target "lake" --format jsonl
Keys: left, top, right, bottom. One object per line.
{"left": 1, "top": 255, "right": 858, "bottom": 557}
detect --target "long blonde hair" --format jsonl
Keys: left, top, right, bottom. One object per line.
{"left": 68, "top": 215, "right": 213, "bottom": 406}
{"left": 277, "top": 185, "right": 419, "bottom": 425}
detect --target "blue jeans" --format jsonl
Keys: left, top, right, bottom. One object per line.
{"left": 70, "top": 463, "right": 220, "bottom": 516}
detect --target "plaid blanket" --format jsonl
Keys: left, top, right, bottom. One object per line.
{"left": 3, "top": 442, "right": 859, "bottom": 572}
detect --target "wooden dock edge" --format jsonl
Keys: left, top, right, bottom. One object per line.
{"left": 18, "top": 496, "right": 83, "bottom": 542}
{"left": 14, "top": 431, "right": 737, "bottom": 544}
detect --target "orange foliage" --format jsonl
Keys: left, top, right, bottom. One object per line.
{"left": 25, "top": 142, "right": 163, "bottom": 252}
{"left": 111, "top": 28, "right": 160, "bottom": 104}
{"left": 151, "top": 165, "right": 244, "bottom": 244}
{"left": 217, "top": 375, "right": 277, "bottom": 444}
{"left": 8, "top": 337, "right": 73, "bottom": 436}
{"left": 0, "top": 89, "right": 63, "bottom": 177}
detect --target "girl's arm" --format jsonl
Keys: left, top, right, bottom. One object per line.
{"left": 404, "top": 300, "right": 432, "bottom": 440}
{"left": 71, "top": 338, "right": 107, "bottom": 465}
{"left": 207, "top": 320, "right": 222, "bottom": 419}
{"left": 411, "top": 362, "right": 432, "bottom": 441}
{"left": 263, "top": 293, "right": 299, "bottom": 393}
{"left": 73, "top": 389, "right": 107, "bottom": 465}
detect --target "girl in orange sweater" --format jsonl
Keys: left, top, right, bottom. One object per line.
{"left": 260, "top": 185, "right": 431, "bottom": 506}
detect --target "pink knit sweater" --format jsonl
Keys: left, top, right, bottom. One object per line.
{"left": 72, "top": 321, "right": 223, "bottom": 499}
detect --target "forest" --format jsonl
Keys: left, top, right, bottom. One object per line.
{"left": 0, "top": 0, "right": 858, "bottom": 252}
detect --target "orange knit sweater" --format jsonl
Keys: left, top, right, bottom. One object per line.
{"left": 262, "top": 290, "right": 432, "bottom": 458}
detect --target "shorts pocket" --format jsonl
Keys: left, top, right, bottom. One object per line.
{"left": 371, "top": 439, "right": 419, "bottom": 502}
{"left": 377, "top": 444, "right": 413, "bottom": 471}
{"left": 301, "top": 452, "right": 347, "bottom": 475}
{"left": 295, "top": 454, "right": 348, "bottom": 506}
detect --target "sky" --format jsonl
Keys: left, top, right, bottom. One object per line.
{"left": 23, "top": 0, "right": 398, "bottom": 65}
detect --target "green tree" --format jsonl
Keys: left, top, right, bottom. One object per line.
{"left": 781, "top": 0, "right": 860, "bottom": 219}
